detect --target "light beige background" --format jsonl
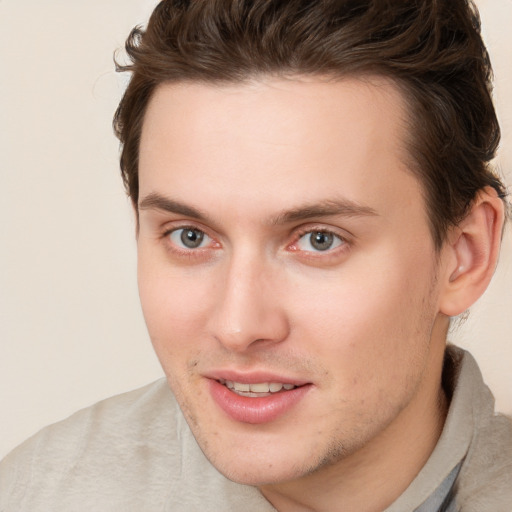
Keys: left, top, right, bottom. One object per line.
{"left": 0, "top": 0, "right": 511, "bottom": 459}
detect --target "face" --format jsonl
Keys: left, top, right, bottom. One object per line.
{"left": 137, "top": 77, "right": 449, "bottom": 486}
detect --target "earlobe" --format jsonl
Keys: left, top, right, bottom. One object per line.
{"left": 439, "top": 186, "right": 505, "bottom": 317}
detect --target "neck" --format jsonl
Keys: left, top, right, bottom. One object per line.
{"left": 259, "top": 322, "right": 449, "bottom": 512}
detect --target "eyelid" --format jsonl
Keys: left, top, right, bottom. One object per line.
{"left": 161, "top": 222, "right": 222, "bottom": 255}
{"left": 287, "top": 224, "right": 351, "bottom": 255}
{"left": 161, "top": 220, "right": 216, "bottom": 239}
{"left": 293, "top": 224, "right": 350, "bottom": 242}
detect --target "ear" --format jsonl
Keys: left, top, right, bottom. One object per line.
{"left": 439, "top": 186, "right": 505, "bottom": 317}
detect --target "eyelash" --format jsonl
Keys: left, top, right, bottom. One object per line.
{"left": 160, "top": 224, "right": 350, "bottom": 261}
{"left": 288, "top": 226, "right": 349, "bottom": 257}
{"left": 161, "top": 224, "right": 220, "bottom": 260}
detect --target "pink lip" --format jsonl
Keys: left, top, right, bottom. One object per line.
{"left": 205, "top": 369, "right": 310, "bottom": 386}
{"left": 208, "top": 377, "right": 312, "bottom": 424}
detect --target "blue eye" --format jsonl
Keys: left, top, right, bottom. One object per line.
{"left": 296, "top": 231, "right": 344, "bottom": 252}
{"left": 169, "top": 228, "right": 211, "bottom": 249}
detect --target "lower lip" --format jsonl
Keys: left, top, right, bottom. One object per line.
{"left": 208, "top": 380, "right": 312, "bottom": 424}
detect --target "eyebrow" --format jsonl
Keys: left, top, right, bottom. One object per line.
{"left": 138, "top": 192, "right": 378, "bottom": 225}
{"left": 139, "top": 193, "right": 210, "bottom": 221}
{"left": 269, "top": 199, "right": 378, "bottom": 225}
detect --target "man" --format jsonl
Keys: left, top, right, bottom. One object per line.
{"left": 1, "top": 0, "right": 511, "bottom": 510}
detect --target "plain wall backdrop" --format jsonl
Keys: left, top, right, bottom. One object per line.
{"left": 0, "top": 0, "right": 511, "bottom": 459}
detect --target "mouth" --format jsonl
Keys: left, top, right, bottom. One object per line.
{"left": 218, "top": 379, "right": 298, "bottom": 397}
{"left": 209, "top": 376, "right": 311, "bottom": 424}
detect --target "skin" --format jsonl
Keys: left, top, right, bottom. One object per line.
{"left": 136, "top": 76, "right": 458, "bottom": 512}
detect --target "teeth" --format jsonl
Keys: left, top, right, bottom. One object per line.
{"left": 249, "top": 383, "right": 270, "bottom": 392}
{"left": 221, "top": 380, "right": 297, "bottom": 395}
{"left": 233, "top": 382, "right": 250, "bottom": 392}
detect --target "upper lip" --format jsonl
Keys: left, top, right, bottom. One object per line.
{"left": 205, "top": 369, "right": 311, "bottom": 386}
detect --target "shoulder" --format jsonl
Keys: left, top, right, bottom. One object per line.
{"left": 456, "top": 413, "right": 512, "bottom": 511}
{"left": 451, "top": 349, "right": 512, "bottom": 511}
{"left": 0, "top": 379, "right": 180, "bottom": 510}
{"left": 1, "top": 377, "right": 178, "bottom": 465}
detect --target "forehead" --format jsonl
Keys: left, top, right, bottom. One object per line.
{"left": 138, "top": 76, "right": 423, "bottom": 225}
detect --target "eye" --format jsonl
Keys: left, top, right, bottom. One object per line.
{"left": 168, "top": 227, "right": 211, "bottom": 249}
{"left": 296, "top": 230, "right": 344, "bottom": 252}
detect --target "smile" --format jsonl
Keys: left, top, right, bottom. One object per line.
{"left": 219, "top": 379, "right": 297, "bottom": 397}
{"left": 210, "top": 378, "right": 311, "bottom": 424}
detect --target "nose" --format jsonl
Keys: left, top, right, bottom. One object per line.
{"left": 208, "top": 253, "right": 290, "bottom": 353}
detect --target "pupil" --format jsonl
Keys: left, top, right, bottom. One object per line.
{"left": 310, "top": 231, "right": 333, "bottom": 251}
{"left": 181, "top": 229, "right": 204, "bottom": 248}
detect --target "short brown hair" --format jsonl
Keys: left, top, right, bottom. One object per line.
{"left": 114, "top": 0, "right": 508, "bottom": 248}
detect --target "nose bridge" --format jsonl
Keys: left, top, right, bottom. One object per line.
{"left": 211, "top": 247, "right": 288, "bottom": 351}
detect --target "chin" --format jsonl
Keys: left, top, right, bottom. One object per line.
{"left": 213, "top": 456, "right": 309, "bottom": 486}
{"left": 193, "top": 425, "right": 328, "bottom": 486}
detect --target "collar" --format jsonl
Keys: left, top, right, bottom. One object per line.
{"left": 384, "top": 345, "right": 481, "bottom": 511}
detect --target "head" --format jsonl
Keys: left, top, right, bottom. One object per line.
{"left": 113, "top": 0, "right": 507, "bottom": 496}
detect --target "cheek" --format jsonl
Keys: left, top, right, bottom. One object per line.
{"left": 137, "top": 255, "right": 213, "bottom": 360}
{"left": 292, "top": 248, "right": 436, "bottom": 389}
